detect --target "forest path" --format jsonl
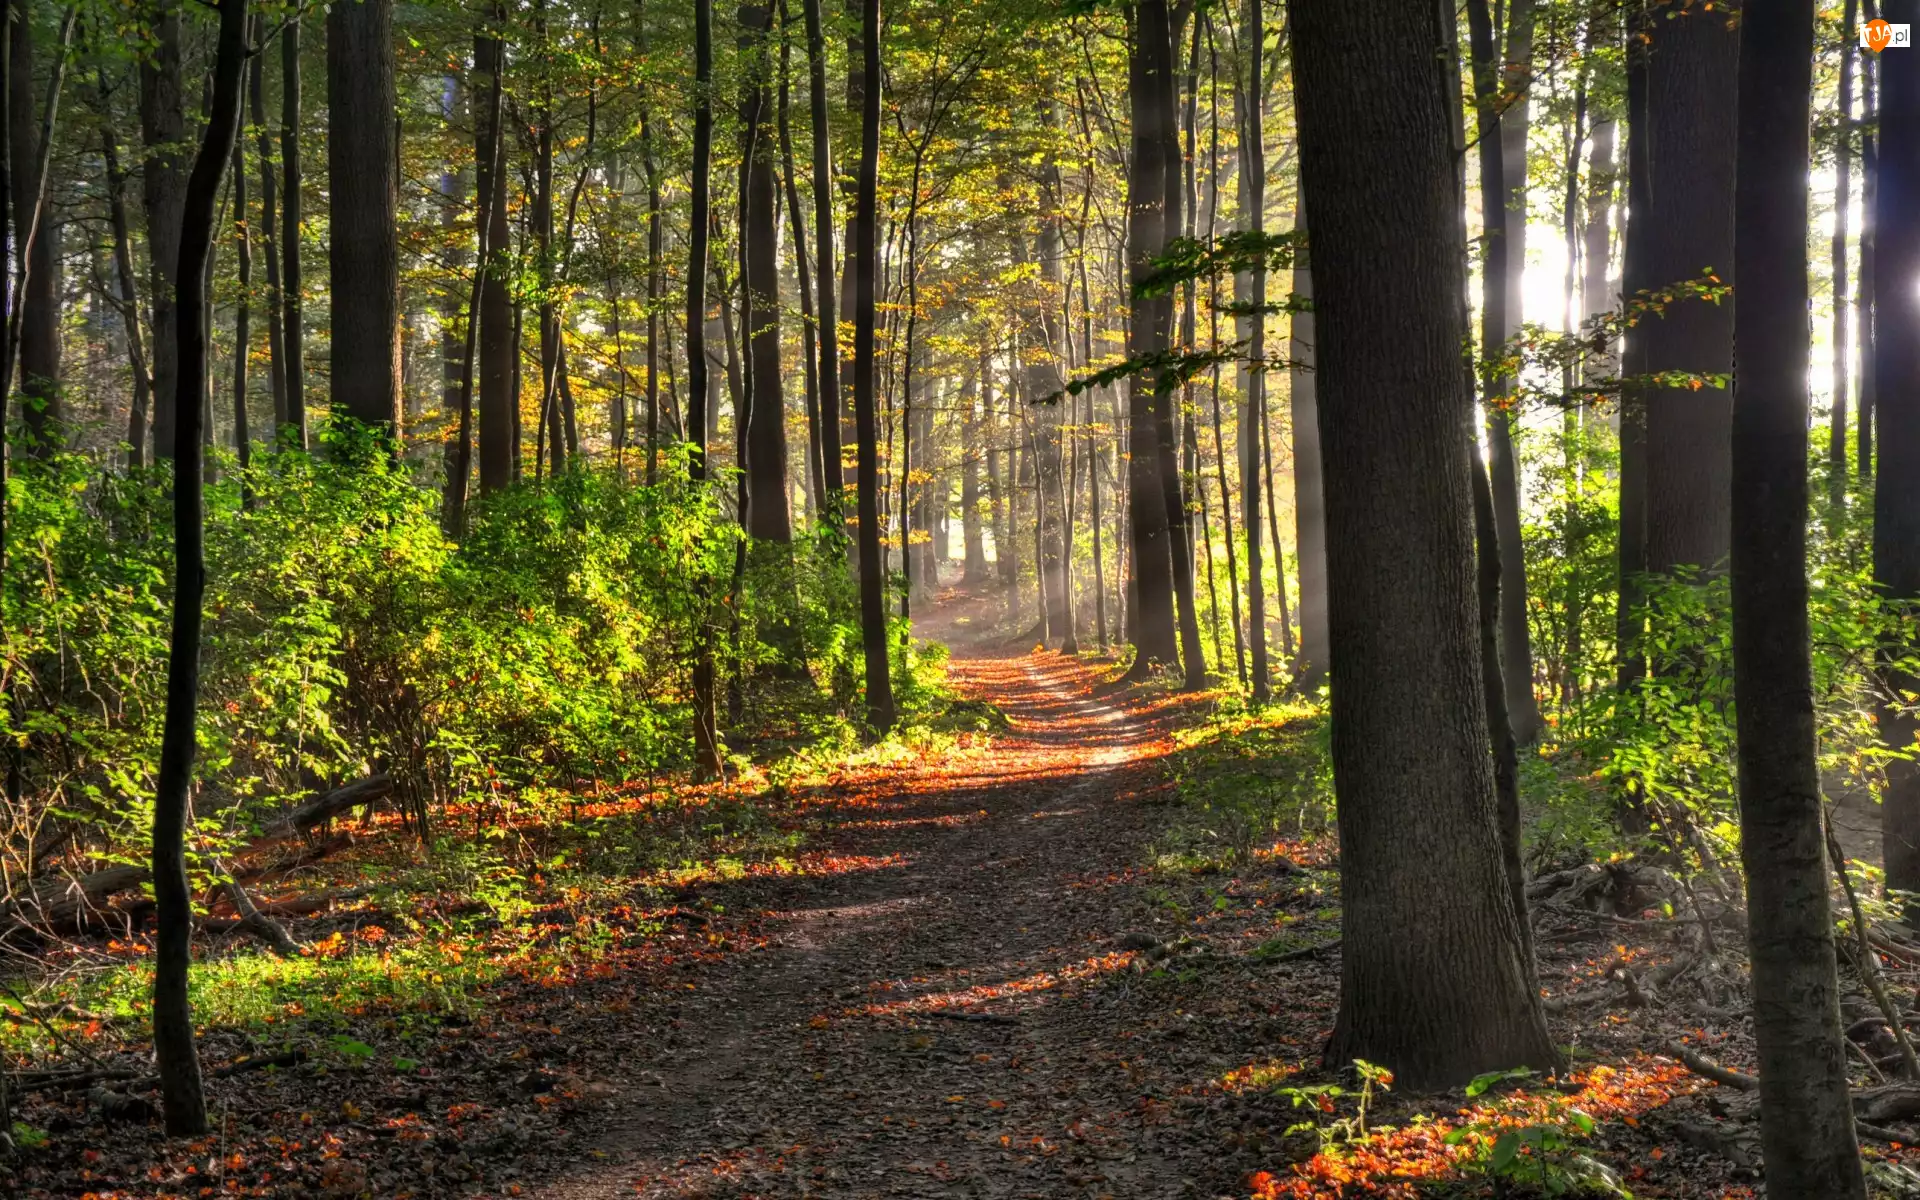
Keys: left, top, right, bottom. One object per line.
{"left": 540, "top": 591, "right": 1273, "bottom": 1200}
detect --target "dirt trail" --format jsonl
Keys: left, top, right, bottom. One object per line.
{"left": 540, "top": 597, "right": 1278, "bottom": 1200}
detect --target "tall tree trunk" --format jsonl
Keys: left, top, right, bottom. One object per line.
{"left": 961, "top": 372, "right": 988, "bottom": 582}
{"left": 1235, "top": 0, "right": 1270, "bottom": 699}
{"left": 1832, "top": 0, "right": 1858, "bottom": 503}
{"left": 10, "top": 0, "right": 62, "bottom": 455}
{"left": 852, "top": 0, "right": 893, "bottom": 730}
{"left": 475, "top": 20, "right": 514, "bottom": 491}
{"left": 99, "top": 98, "right": 154, "bottom": 470}
{"left": 687, "top": 0, "right": 723, "bottom": 775}
{"left": 1876, "top": 0, "right": 1920, "bottom": 906}
{"left": 230, "top": 87, "right": 252, "bottom": 475}
{"left": 278, "top": 15, "right": 304, "bottom": 446}
{"left": 837, "top": 0, "right": 864, "bottom": 533}
{"left": 153, "top": 0, "right": 247, "bottom": 1137}
{"left": 1616, "top": 9, "right": 1651, "bottom": 692}
{"left": 777, "top": 0, "right": 824, "bottom": 517}
{"left": 1291, "top": 0, "right": 1557, "bottom": 1089}
{"left": 1579, "top": 109, "right": 1615, "bottom": 351}
{"left": 1860, "top": 0, "right": 1879, "bottom": 482}
{"left": 802, "top": 0, "right": 844, "bottom": 512}
{"left": 741, "top": 0, "right": 791, "bottom": 542}
{"left": 1730, "top": 6, "right": 1868, "bottom": 1192}
{"left": 439, "top": 75, "right": 468, "bottom": 460}
{"left": 1468, "top": 0, "right": 1543, "bottom": 743}
{"left": 252, "top": 29, "right": 284, "bottom": 427}
{"left": 1640, "top": 3, "right": 1738, "bottom": 578}
{"left": 1124, "top": 0, "right": 1181, "bottom": 675}
{"left": 141, "top": 0, "right": 186, "bottom": 461}
{"left": 327, "top": 0, "right": 401, "bottom": 439}
{"left": 641, "top": 0, "right": 662, "bottom": 482}
{"left": 1290, "top": 232, "right": 1327, "bottom": 691}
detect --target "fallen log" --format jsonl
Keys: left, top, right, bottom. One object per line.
{"left": 1668, "top": 1044, "right": 1758, "bottom": 1091}
{"left": 0, "top": 776, "right": 389, "bottom": 936}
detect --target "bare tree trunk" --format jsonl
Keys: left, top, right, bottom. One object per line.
{"left": 1730, "top": 7, "right": 1867, "bottom": 1191}
{"left": 154, "top": 0, "right": 248, "bottom": 1136}
{"left": 99, "top": 90, "right": 154, "bottom": 470}
{"left": 327, "top": 0, "right": 400, "bottom": 439}
{"left": 278, "top": 15, "right": 305, "bottom": 446}
{"left": 802, "top": 0, "right": 843, "bottom": 513}
{"left": 140, "top": 0, "right": 187, "bottom": 461}
{"left": 1293, "top": 0, "right": 1556, "bottom": 1089}
{"left": 687, "top": 0, "right": 723, "bottom": 774}
{"left": 851, "top": 0, "right": 893, "bottom": 730}
{"left": 1876, "top": 0, "right": 1920, "bottom": 907}
{"left": 253, "top": 28, "right": 284, "bottom": 426}
{"left": 475, "top": 17, "right": 514, "bottom": 491}
{"left": 741, "top": 0, "right": 791, "bottom": 542}
{"left": 1832, "top": 0, "right": 1858, "bottom": 503}
{"left": 230, "top": 82, "right": 252, "bottom": 476}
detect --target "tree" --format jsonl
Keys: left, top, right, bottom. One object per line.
{"left": 328, "top": 0, "right": 402, "bottom": 439}
{"left": 687, "top": 0, "right": 723, "bottom": 775}
{"left": 279, "top": 13, "right": 305, "bottom": 446}
{"left": 10, "top": 0, "right": 65, "bottom": 456}
{"left": 802, "top": 0, "right": 844, "bottom": 512}
{"left": 740, "top": 0, "right": 791, "bottom": 542}
{"left": 852, "top": 0, "right": 894, "bottom": 732}
{"left": 1290, "top": 233, "right": 1327, "bottom": 692}
{"left": 140, "top": 0, "right": 186, "bottom": 460}
{"left": 1877, "top": 0, "right": 1920, "bottom": 902}
{"left": 1634, "top": 1, "right": 1739, "bottom": 582}
{"left": 1238, "top": 0, "right": 1270, "bottom": 700}
{"left": 1729, "top": 3, "right": 1866, "bottom": 1192}
{"left": 475, "top": 15, "right": 514, "bottom": 490}
{"left": 1289, "top": 0, "right": 1556, "bottom": 1088}
{"left": 1123, "top": 0, "right": 1181, "bottom": 676}
{"left": 1468, "top": 0, "right": 1544, "bottom": 743}
{"left": 153, "top": 0, "right": 249, "bottom": 1137}
{"left": 1832, "top": 0, "right": 1858, "bottom": 502}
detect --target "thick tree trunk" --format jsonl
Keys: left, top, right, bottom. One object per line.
{"left": 1616, "top": 13, "right": 1651, "bottom": 691}
{"left": 1877, "top": 0, "right": 1920, "bottom": 905}
{"left": 475, "top": 23, "right": 514, "bottom": 491}
{"left": 852, "top": 0, "right": 892, "bottom": 730}
{"left": 1640, "top": 6, "right": 1738, "bottom": 578}
{"left": 327, "top": 0, "right": 401, "bottom": 439}
{"left": 10, "top": 0, "right": 61, "bottom": 454}
{"left": 1860, "top": 7, "right": 1879, "bottom": 483}
{"left": 1291, "top": 0, "right": 1557, "bottom": 1089}
{"left": 1236, "top": 0, "right": 1269, "bottom": 699}
{"left": 140, "top": 0, "right": 187, "bottom": 461}
{"left": 1730, "top": 6, "right": 1868, "bottom": 1192}
{"left": 153, "top": 0, "right": 248, "bottom": 1137}
{"left": 278, "top": 16, "right": 305, "bottom": 446}
{"left": 741, "top": 0, "right": 791, "bottom": 542}
{"left": 1124, "top": 0, "right": 1181, "bottom": 674}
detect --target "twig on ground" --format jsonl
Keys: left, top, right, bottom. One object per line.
{"left": 1667, "top": 1043, "right": 1758, "bottom": 1091}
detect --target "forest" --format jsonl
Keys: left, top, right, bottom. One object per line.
{"left": 0, "top": 0, "right": 1917, "bottom": 1194}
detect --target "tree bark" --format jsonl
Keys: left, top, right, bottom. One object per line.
{"left": 802, "top": 0, "right": 844, "bottom": 512}
{"left": 741, "top": 0, "right": 791, "bottom": 542}
{"left": 9, "top": 0, "right": 61, "bottom": 454}
{"left": 99, "top": 93, "right": 154, "bottom": 470}
{"left": 278, "top": 15, "right": 305, "bottom": 446}
{"left": 1290, "top": 234, "right": 1327, "bottom": 691}
{"left": 327, "top": 0, "right": 400, "bottom": 440}
{"left": 1467, "top": 0, "right": 1543, "bottom": 742}
{"left": 230, "top": 81, "right": 252, "bottom": 475}
{"left": 140, "top": 0, "right": 187, "bottom": 461}
{"left": 1876, "top": 0, "right": 1920, "bottom": 906}
{"left": 687, "top": 0, "right": 723, "bottom": 775}
{"left": 1832, "top": 0, "right": 1858, "bottom": 503}
{"left": 1291, "top": 0, "right": 1556, "bottom": 1088}
{"left": 1124, "top": 0, "right": 1181, "bottom": 675}
{"left": 1730, "top": 5, "right": 1868, "bottom": 1191}
{"left": 475, "top": 19, "right": 514, "bottom": 491}
{"left": 852, "top": 0, "right": 893, "bottom": 731}
{"left": 153, "top": 0, "right": 248, "bottom": 1137}
{"left": 252, "top": 29, "right": 284, "bottom": 427}
{"left": 1640, "top": 2, "right": 1738, "bottom": 578}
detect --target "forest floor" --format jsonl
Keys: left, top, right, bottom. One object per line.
{"left": 9, "top": 586, "right": 1920, "bottom": 1199}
